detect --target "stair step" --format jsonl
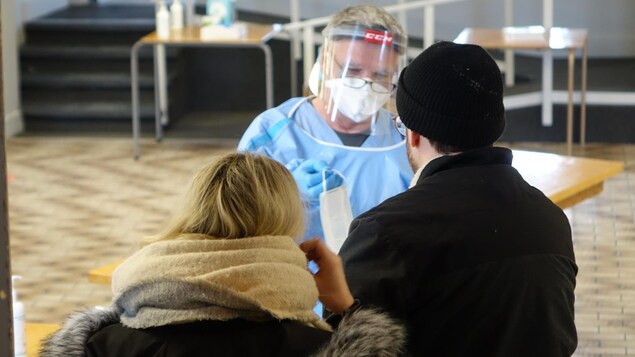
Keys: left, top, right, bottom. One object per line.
{"left": 20, "top": 45, "right": 181, "bottom": 75}
{"left": 36, "top": 4, "right": 155, "bottom": 22}
{"left": 24, "top": 5, "right": 155, "bottom": 45}
{"left": 26, "top": 18, "right": 155, "bottom": 31}
{"left": 20, "top": 44, "right": 179, "bottom": 60}
{"left": 22, "top": 85, "right": 186, "bottom": 123}
{"left": 20, "top": 68, "right": 181, "bottom": 90}
{"left": 23, "top": 97, "right": 155, "bottom": 121}
{"left": 24, "top": 25, "right": 154, "bottom": 46}
{"left": 21, "top": 59, "right": 155, "bottom": 75}
{"left": 26, "top": 4, "right": 155, "bottom": 31}
{"left": 21, "top": 72, "right": 157, "bottom": 90}
{"left": 22, "top": 88, "right": 156, "bottom": 102}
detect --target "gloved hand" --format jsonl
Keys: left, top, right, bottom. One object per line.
{"left": 286, "top": 159, "right": 343, "bottom": 200}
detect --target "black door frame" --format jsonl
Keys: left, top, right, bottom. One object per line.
{"left": 0, "top": 2, "right": 16, "bottom": 355}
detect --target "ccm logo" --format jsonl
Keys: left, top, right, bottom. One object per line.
{"left": 364, "top": 30, "right": 394, "bottom": 45}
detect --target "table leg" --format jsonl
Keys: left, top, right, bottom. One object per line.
{"left": 259, "top": 44, "right": 274, "bottom": 109}
{"left": 505, "top": 49, "right": 515, "bottom": 87}
{"left": 503, "top": 0, "right": 514, "bottom": 87}
{"left": 543, "top": 0, "right": 554, "bottom": 28}
{"left": 542, "top": 51, "right": 553, "bottom": 127}
{"left": 581, "top": 43, "right": 588, "bottom": 146}
{"left": 131, "top": 42, "right": 142, "bottom": 160}
{"left": 290, "top": 0, "right": 300, "bottom": 97}
{"left": 567, "top": 48, "right": 575, "bottom": 156}
{"left": 302, "top": 26, "right": 315, "bottom": 102}
{"left": 154, "top": 44, "right": 166, "bottom": 142}
{"left": 423, "top": 5, "right": 434, "bottom": 49}
{"left": 289, "top": 39, "right": 298, "bottom": 97}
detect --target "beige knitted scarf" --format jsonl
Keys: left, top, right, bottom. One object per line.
{"left": 112, "top": 234, "right": 331, "bottom": 331}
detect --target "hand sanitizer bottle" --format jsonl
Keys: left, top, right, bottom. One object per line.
{"left": 206, "top": 0, "right": 235, "bottom": 27}
{"left": 222, "top": 0, "right": 236, "bottom": 28}
{"left": 205, "top": 0, "right": 215, "bottom": 17}
{"left": 12, "top": 276, "right": 25, "bottom": 357}
{"left": 170, "top": 0, "right": 184, "bottom": 30}
{"left": 156, "top": 0, "right": 171, "bottom": 38}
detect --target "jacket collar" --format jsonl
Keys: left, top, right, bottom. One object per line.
{"left": 416, "top": 146, "right": 513, "bottom": 185}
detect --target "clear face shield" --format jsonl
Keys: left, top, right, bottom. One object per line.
{"left": 309, "top": 25, "right": 407, "bottom": 125}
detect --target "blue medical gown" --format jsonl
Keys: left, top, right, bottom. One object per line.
{"left": 238, "top": 97, "right": 413, "bottom": 241}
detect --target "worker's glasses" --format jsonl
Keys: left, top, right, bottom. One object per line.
{"left": 392, "top": 116, "right": 407, "bottom": 137}
{"left": 332, "top": 59, "right": 396, "bottom": 94}
{"left": 340, "top": 77, "right": 397, "bottom": 94}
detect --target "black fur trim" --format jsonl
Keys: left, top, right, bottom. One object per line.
{"left": 314, "top": 308, "right": 407, "bottom": 356}
{"left": 40, "top": 306, "right": 120, "bottom": 357}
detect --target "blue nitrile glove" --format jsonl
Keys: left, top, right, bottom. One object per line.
{"left": 286, "top": 159, "right": 343, "bottom": 200}
{"left": 322, "top": 169, "right": 344, "bottom": 193}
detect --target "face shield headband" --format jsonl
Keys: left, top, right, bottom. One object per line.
{"left": 325, "top": 25, "right": 406, "bottom": 55}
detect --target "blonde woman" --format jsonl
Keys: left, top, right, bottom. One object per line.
{"left": 42, "top": 152, "right": 404, "bottom": 357}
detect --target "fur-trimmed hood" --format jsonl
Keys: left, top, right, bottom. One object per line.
{"left": 315, "top": 308, "right": 407, "bottom": 357}
{"left": 41, "top": 306, "right": 406, "bottom": 357}
{"left": 41, "top": 306, "right": 119, "bottom": 357}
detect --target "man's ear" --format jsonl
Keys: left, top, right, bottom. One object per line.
{"left": 407, "top": 129, "right": 420, "bottom": 148}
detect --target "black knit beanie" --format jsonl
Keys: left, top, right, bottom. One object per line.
{"left": 396, "top": 41, "right": 505, "bottom": 149}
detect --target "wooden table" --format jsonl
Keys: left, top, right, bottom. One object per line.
{"left": 131, "top": 22, "right": 276, "bottom": 159}
{"left": 512, "top": 150, "right": 623, "bottom": 209}
{"left": 88, "top": 150, "right": 623, "bottom": 284}
{"left": 454, "top": 27, "right": 588, "bottom": 155}
{"left": 25, "top": 323, "right": 59, "bottom": 357}
{"left": 88, "top": 259, "right": 124, "bottom": 285}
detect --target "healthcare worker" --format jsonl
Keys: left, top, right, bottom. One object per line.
{"left": 238, "top": 5, "right": 413, "bottom": 241}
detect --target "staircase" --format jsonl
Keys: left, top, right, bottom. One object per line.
{"left": 20, "top": 4, "right": 184, "bottom": 134}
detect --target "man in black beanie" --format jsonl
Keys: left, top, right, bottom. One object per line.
{"left": 336, "top": 41, "right": 578, "bottom": 356}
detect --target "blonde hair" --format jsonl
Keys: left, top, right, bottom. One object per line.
{"left": 323, "top": 5, "right": 405, "bottom": 42}
{"left": 145, "top": 152, "right": 304, "bottom": 244}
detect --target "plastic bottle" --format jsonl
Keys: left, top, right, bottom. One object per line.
{"left": 170, "top": 0, "right": 184, "bottom": 30}
{"left": 222, "top": 0, "right": 236, "bottom": 28}
{"left": 205, "top": 0, "right": 215, "bottom": 17}
{"left": 156, "top": 1, "right": 171, "bottom": 38}
{"left": 12, "top": 276, "right": 25, "bottom": 357}
{"left": 206, "top": 0, "right": 235, "bottom": 27}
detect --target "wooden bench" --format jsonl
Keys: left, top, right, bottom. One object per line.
{"left": 25, "top": 322, "right": 59, "bottom": 357}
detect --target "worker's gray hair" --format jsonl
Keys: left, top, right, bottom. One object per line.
{"left": 323, "top": 5, "right": 405, "bottom": 42}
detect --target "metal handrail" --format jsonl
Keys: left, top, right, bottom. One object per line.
{"left": 281, "top": 0, "right": 467, "bottom": 31}
{"left": 187, "top": 0, "right": 472, "bottom": 96}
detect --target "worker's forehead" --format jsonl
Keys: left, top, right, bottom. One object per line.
{"left": 331, "top": 39, "right": 400, "bottom": 66}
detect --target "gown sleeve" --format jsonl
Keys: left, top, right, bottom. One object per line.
{"left": 237, "top": 111, "right": 273, "bottom": 153}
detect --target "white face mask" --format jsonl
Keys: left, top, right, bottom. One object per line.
{"left": 308, "top": 61, "right": 321, "bottom": 96}
{"left": 325, "top": 78, "right": 391, "bottom": 123}
{"left": 319, "top": 170, "right": 353, "bottom": 253}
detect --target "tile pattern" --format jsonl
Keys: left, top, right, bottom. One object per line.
{"left": 6, "top": 137, "right": 635, "bottom": 356}
{"left": 7, "top": 137, "right": 234, "bottom": 323}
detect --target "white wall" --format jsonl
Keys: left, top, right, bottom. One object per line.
{"left": 237, "top": 0, "right": 635, "bottom": 58}
{"left": 434, "top": 0, "right": 635, "bottom": 57}
{"left": 2, "top": 0, "right": 67, "bottom": 137}
{"left": 20, "top": 0, "right": 67, "bottom": 22}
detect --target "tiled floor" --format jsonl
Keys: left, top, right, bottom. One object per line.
{"left": 7, "top": 137, "right": 635, "bottom": 356}
{"left": 7, "top": 137, "right": 234, "bottom": 323}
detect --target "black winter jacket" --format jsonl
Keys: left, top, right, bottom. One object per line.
{"left": 86, "top": 319, "right": 329, "bottom": 357}
{"left": 41, "top": 306, "right": 407, "bottom": 357}
{"left": 340, "top": 147, "right": 578, "bottom": 356}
